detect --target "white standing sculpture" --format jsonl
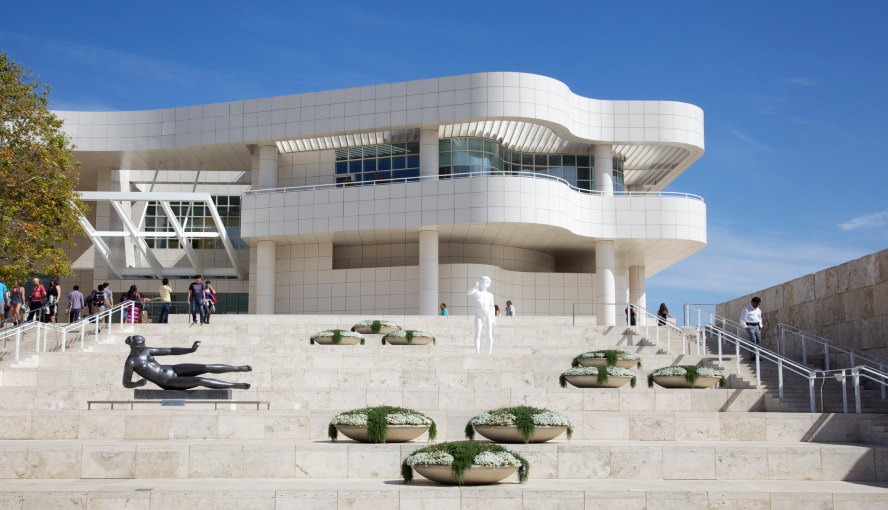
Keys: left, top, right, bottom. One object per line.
{"left": 467, "top": 276, "right": 496, "bottom": 354}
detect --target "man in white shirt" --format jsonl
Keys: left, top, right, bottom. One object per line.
{"left": 505, "top": 300, "right": 516, "bottom": 316}
{"left": 739, "top": 297, "right": 763, "bottom": 360}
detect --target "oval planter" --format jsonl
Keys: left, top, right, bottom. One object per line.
{"left": 334, "top": 424, "right": 429, "bottom": 443}
{"left": 412, "top": 464, "right": 518, "bottom": 485}
{"left": 313, "top": 336, "right": 362, "bottom": 345}
{"left": 651, "top": 375, "right": 722, "bottom": 389}
{"left": 353, "top": 326, "right": 399, "bottom": 335}
{"left": 577, "top": 358, "right": 637, "bottom": 369}
{"left": 385, "top": 335, "right": 434, "bottom": 346}
{"left": 563, "top": 375, "right": 633, "bottom": 389}
{"left": 473, "top": 425, "right": 567, "bottom": 443}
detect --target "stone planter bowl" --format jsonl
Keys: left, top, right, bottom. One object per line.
{"left": 412, "top": 464, "right": 519, "bottom": 485}
{"left": 313, "top": 336, "right": 362, "bottom": 345}
{"left": 385, "top": 335, "right": 434, "bottom": 346}
{"left": 563, "top": 375, "right": 633, "bottom": 389}
{"left": 353, "top": 326, "right": 400, "bottom": 335}
{"left": 473, "top": 425, "right": 567, "bottom": 443}
{"left": 334, "top": 424, "right": 428, "bottom": 443}
{"left": 651, "top": 375, "right": 722, "bottom": 389}
{"left": 577, "top": 358, "right": 638, "bottom": 369}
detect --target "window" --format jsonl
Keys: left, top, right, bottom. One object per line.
{"left": 438, "top": 137, "right": 595, "bottom": 191}
{"left": 612, "top": 158, "right": 625, "bottom": 192}
{"left": 143, "top": 196, "right": 247, "bottom": 250}
{"left": 334, "top": 142, "right": 420, "bottom": 184}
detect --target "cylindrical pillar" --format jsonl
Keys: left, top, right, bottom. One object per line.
{"left": 629, "top": 266, "right": 646, "bottom": 325}
{"left": 256, "top": 240, "right": 277, "bottom": 314}
{"left": 259, "top": 144, "right": 279, "bottom": 189}
{"left": 419, "top": 129, "right": 439, "bottom": 179}
{"left": 596, "top": 240, "right": 616, "bottom": 326}
{"left": 418, "top": 230, "right": 439, "bottom": 315}
{"left": 594, "top": 144, "right": 613, "bottom": 194}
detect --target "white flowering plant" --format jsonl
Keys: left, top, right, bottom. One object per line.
{"left": 465, "top": 406, "right": 575, "bottom": 443}
{"left": 572, "top": 349, "right": 642, "bottom": 368}
{"left": 350, "top": 320, "right": 401, "bottom": 334}
{"left": 402, "top": 441, "right": 529, "bottom": 484}
{"left": 328, "top": 406, "right": 436, "bottom": 443}
{"left": 382, "top": 329, "right": 436, "bottom": 345}
{"left": 310, "top": 329, "right": 365, "bottom": 345}
{"left": 647, "top": 365, "right": 726, "bottom": 388}
{"left": 559, "top": 365, "right": 637, "bottom": 388}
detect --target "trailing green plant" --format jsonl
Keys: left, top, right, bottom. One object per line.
{"left": 401, "top": 441, "right": 529, "bottom": 485}
{"left": 310, "top": 329, "right": 365, "bottom": 345}
{"left": 328, "top": 406, "right": 437, "bottom": 443}
{"left": 559, "top": 365, "right": 637, "bottom": 388}
{"left": 351, "top": 320, "right": 401, "bottom": 333}
{"left": 465, "top": 406, "right": 575, "bottom": 443}
{"left": 571, "top": 349, "right": 642, "bottom": 368}
{"left": 647, "top": 365, "right": 726, "bottom": 388}
{"left": 382, "top": 330, "right": 436, "bottom": 345}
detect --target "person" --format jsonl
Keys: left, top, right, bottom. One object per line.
{"left": 494, "top": 304, "right": 501, "bottom": 316}
{"left": 92, "top": 285, "right": 108, "bottom": 327}
{"left": 467, "top": 276, "right": 496, "bottom": 354}
{"left": 0, "top": 280, "right": 7, "bottom": 327}
{"left": 505, "top": 300, "right": 515, "bottom": 316}
{"left": 439, "top": 303, "right": 448, "bottom": 316}
{"left": 156, "top": 278, "right": 172, "bottom": 324}
{"left": 124, "top": 285, "right": 142, "bottom": 324}
{"left": 44, "top": 277, "right": 60, "bottom": 323}
{"left": 65, "top": 285, "right": 85, "bottom": 323}
{"left": 740, "top": 297, "right": 763, "bottom": 361}
{"left": 203, "top": 280, "right": 215, "bottom": 324}
{"left": 657, "top": 303, "right": 674, "bottom": 326}
{"left": 625, "top": 306, "right": 637, "bottom": 326}
{"left": 27, "top": 278, "right": 46, "bottom": 322}
{"left": 85, "top": 287, "right": 99, "bottom": 319}
{"left": 187, "top": 275, "right": 206, "bottom": 325}
{"left": 122, "top": 335, "right": 251, "bottom": 390}
{"left": 9, "top": 280, "right": 24, "bottom": 325}
{"left": 102, "top": 283, "right": 113, "bottom": 324}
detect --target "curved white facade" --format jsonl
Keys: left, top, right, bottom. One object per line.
{"left": 55, "top": 72, "right": 706, "bottom": 321}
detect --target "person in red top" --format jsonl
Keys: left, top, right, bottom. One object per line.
{"left": 28, "top": 278, "right": 46, "bottom": 322}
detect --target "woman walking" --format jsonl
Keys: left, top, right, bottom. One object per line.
{"left": 44, "top": 277, "right": 60, "bottom": 323}
{"left": 203, "top": 281, "right": 215, "bottom": 324}
{"left": 657, "top": 303, "right": 675, "bottom": 326}
{"left": 9, "top": 281, "right": 24, "bottom": 325}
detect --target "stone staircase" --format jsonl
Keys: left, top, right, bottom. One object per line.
{"left": 0, "top": 314, "right": 884, "bottom": 508}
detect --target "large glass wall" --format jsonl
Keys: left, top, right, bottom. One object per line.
{"left": 143, "top": 196, "right": 246, "bottom": 249}
{"left": 438, "top": 138, "right": 595, "bottom": 191}
{"left": 613, "top": 158, "right": 625, "bottom": 192}
{"left": 334, "top": 142, "right": 421, "bottom": 183}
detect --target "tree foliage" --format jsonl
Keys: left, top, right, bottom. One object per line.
{"left": 0, "top": 52, "right": 86, "bottom": 283}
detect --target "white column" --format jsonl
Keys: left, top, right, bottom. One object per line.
{"left": 418, "top": 229, "right": 439, "bottom": 315}
{"left": 596, "top": 240, "right": 616, "bottom": 326}
{"left": 629, "top": 266, "right": 646, "bottom": 325}
{"left": 419, "top": 129, "right": 439, "bottom": 179}
{"left": 594, "top": 144, "right": 613, "bottom": 194}
{"left": 256, "top": 240, "right": 277, "bottom": 314}
{"left": 258, "top": 144, "right": 279, "bottom": 189}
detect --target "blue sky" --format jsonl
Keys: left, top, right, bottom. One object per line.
{"left": 2, "top": 0, "right": 886, "bottom": 311}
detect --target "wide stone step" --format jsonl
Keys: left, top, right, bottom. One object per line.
{"left": 2, "top": 439, "right": 883, "bottom": 481}
{"left": 0, "top": 478, "right": 885, "bottom": 508}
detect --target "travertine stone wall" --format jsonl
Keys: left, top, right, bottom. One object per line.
{"left": 717, "top": 249, "right": 888, "bottom": 359}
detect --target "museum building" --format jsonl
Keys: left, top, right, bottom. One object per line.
{"left": 55, "top": 72, "right": 706, "bottom": 325}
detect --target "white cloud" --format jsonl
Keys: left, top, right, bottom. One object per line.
{"left": 784, "top": 77, "right": 818, "bottom": 86}
{"left": 728, "top": 128, "right": 778, "bottom": 155}
{"left": 838, "top": 209, "right": 888, "bottom": 231}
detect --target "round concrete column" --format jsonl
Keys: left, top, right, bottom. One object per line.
{"left": 256, "top": 240, "right": 277, "bottom": 314}
{"left": 594, "top": 144, "right": 613, "bottom": 195}
{"left": 596, "top": 240, "right": 616, "bottom": 326}
{"left": 419, "top": 129, "right": 439, "bottom": 179}
{"left": 259, "top": 144, "right": 279, "bottom": 189}
{"left": 419, "top": 229, "right": 439, "bottom": 315}
{"left": 629, "top": 266, "right": 646, "bottom": 325}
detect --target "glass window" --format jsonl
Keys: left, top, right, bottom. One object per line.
{"left": 512, "top": 152, "right": 522, "bottom": 164}
{"left": 363, "top": 146, "right": 377, "bottom": 158}
{"left": 562, "top": 155, "right": 576, "bottom": 166}
{"left": 349, "top": 160, "right": 362, "bottom": 173}
{"left": 451, "top": 138, "right": 467, "bottom": 151}
{"left": 468, "top": 151, "right": 484, "bottom": 166}
{"left": 503, "top": 149, "right": 511, "bottom": 161}
{"left": 548, "top": 167, "right": 562, "bottom": 178}
{"left": 534, "top": 154, "right": 547, "bottom": 166}
{"left": 522, "top": 154, "right": 534, "bottom": 166}
{"left": 363, "top": 159, "right": 377, "bottom": 172}
{"left": 143, "top": 196, "right": 244, "bottom": 250}
{"left": 392, "top": 156, "right": 406, "bottom": 170}
{"left": 453, "top": 151, "right": 468, "bottom": 164}
{"left": 439, "top": 152, "right": 451, "bottom": 166}
{"left": 577, "top": 168, "right": 591, "bottom": 181}
{"left": 407, "top": 155, "right": 420, "bottom": 168}
{"left": 335, "top": 162, "right": 349, "bottom": 174}
{"left": 468, "top": 138, "right": 483, "bottom": 151}
{"left": 335, "top": 148, "right": 349, "bottom": 161}
{"left": 549, "top": 155, "right": 562, "bottom": 167}
{"left": 393, "top": 169, "right": 419, "bottom": 179}
{"left": 483, "top": 140, "right": 494, "bottom": 154}
{"left": 349, "top": 147, "right": 363, "bottom": 160}
{"left": 392, "top": 143, "right": 407, "bottom": 155}
{"left": 378, "top": 158, "right": 391, "bottom": 171}
{"left": 577, "top": 155, "right": 590, "bottom": 167}
{"left": 377, "top": 144, "right": 392, "bottom": 157}
{"left": 439, "top": 166, "right": 452, "bottom": 176}
{"left": 438, "top": 139, "right": 451, "bottom": 152}
{"left": 406, "top": 142, "right": 420, "bottom": 155}
{"left": 563, "top": 167, "right": 576, "bottom": 180}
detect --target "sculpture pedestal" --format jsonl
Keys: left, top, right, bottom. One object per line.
{"left": 134, "top": 389, "right": 232, "bottom": 400}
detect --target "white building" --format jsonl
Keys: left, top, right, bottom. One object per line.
{"left": 56, "top": 72, "right": 706, "bottom": 325}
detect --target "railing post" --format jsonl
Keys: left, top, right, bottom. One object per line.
{"left": 656, "top": 320, "right": 659, "bottom": 346}
{"left": 62, "top": 329, "right": 66, "bottom": 353}
{"left": 35, "top": 323, "right": 41, "bottom": 352}
{"left": 697, "top": 308, "right": 701, "bottom": 329}
{"left": 95, "top": 311, "right": 100, "bottom": 338}
{"left": 755, "top": 346, "right": 761, "bottom": 386}
{"left": 696, "top": 327, "right": 701, "bottom": 355}
{"left": 781, "top": 328, "right": 786, "bottom": 356}
{"left": 849, "top": 352, "right": 855, "bottom": 370}
{"left": 735, "top": 337, "right": 740, "bottom": 375}
{"left": 667, "top": 326, "right": 670, "bottom": 353}
{"left": 841, "top": 369, "right": 847, "bottom": 414}
{"left": 682, "top": 328, "right": 687, "bottom": 355}
{"left": 778, "top": 359, "right": 783, "bottom": 397}
{"left": 853, "top": 368, "right": 861, "bottom": 414}
{"left": 81, "top": 320, "right": 86, "bottom": 350}
{"left": 809, "top": 372, "right": 816, "bottom": 413}
{"left": 718, "top": 330, "right": 723, "bottom": 364}
{"left": 15, "top": 327, "right": 21, "bottom": 362}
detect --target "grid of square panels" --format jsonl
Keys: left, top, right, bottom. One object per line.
{"left": 143, "top": 195, "right": 247, "bottom": 249}
{"left": 334, "top": 142, "right": 421, "bottom": 183}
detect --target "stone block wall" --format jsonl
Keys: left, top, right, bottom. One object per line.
{"left": 716, "top": 248, "right": 888, "bottom": 359}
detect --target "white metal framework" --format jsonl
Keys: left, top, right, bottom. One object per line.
{"left": 77, "top": 192, "right": 247, "bottom": 280}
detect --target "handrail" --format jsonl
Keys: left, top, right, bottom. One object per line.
{"left": 571, "top": 302, "right": 689, "bottom": 355}
{"left": 777, "top": 323, "right": 888, "bottom": 375}
{"left": 243, "top": 171, "right": 706, "bottom": 202}
{"left": 0, "top": 301, "right": 136, "bottom": 361}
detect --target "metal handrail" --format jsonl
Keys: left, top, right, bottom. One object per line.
{"left": 87, "top": 400, "right": 271, "bottom": 410}
{"left": 243, "top": 171, "right": 706, "bottom": 202}
{"left": 0, "top": 301, "right": 136, "bottom": 361}
{"left": 571, "top": 302, "right": 689, "bottom": 355}
{"left": 777, "top": 323, "right": 888, "bottom": 376}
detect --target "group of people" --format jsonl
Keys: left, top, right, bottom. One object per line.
{"left": 626, "top": 303, "right": 676, "bottom": 326}
{"left": 439, "top": 300, "right": 516, "bottom": 316}
{"left": 0, "top": 277, "right": 62, "bottom": 326}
